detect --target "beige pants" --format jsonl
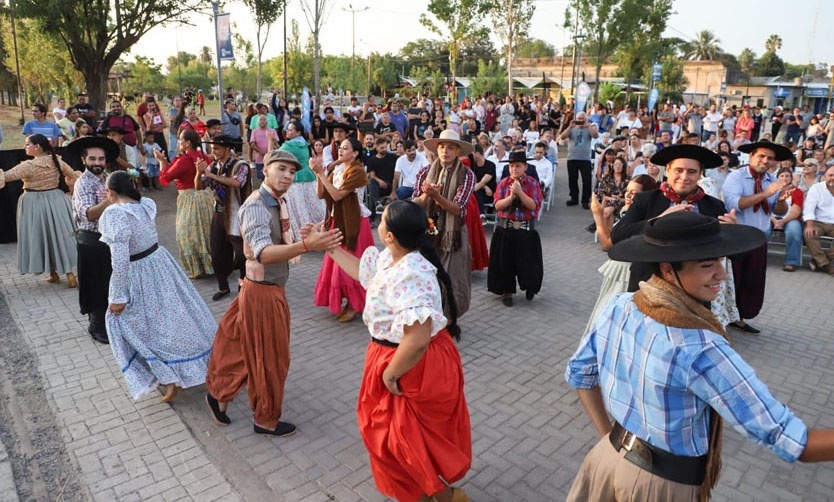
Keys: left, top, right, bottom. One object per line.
{"left": 806, "top": 221, "right": 834, "bottom": 268}
{"left": 566, "top": 434, "right": 700, "bottom": 502}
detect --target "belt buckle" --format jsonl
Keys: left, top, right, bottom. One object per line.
{"left": 621, "top": 431, "right": 637, "bottom": 452}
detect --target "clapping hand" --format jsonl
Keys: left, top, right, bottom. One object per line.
{"left": 422, "top": 181, "right": 442, "bottom": 198}
{"left": 310, "top": 157, "right": 324, "bottom": 176}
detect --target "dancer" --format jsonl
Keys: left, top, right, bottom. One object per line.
{"left": 205, "top": 150, "right": 342, "bottom": 435}
{"left": 320, "top": 200, "right": 471, "bottom": 502}
{"left": 68, "top": 136, "right": 121, "bottom": 344}
{"left": 100, "top": 171, "right": 217, "bottom": 402}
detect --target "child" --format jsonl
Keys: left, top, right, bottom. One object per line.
{"left": 142, "top": 134, "right": 163, "bottom": 190}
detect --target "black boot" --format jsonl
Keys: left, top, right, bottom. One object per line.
{"left": 88, "top": 310, "right": 109, "bottom": 344}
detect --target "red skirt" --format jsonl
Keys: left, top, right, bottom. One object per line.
{"left": 357, "top": 331, "right": 471, "bottom": 501}
{"left": 314, "top": 217, "right": 373, "bottom": 314}
{"left": 464, "top": 193, "right": 489, "bottom": 271}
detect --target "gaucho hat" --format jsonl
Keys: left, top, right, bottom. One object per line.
{"left": 650, "top": 144, "right": 723, "bottom": 170}
{"left": 737, "top": 141, "right": 793, "bottom": 161}
{"left": 64, "top": 136, "right": 120, "bottom": 163}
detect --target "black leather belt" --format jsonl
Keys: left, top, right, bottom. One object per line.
{"left": 76, "top": 230, "right": 103, "bottom": 246}
{"left": 130, "top": 243, "right": 158, "bottom": 262}
{"left": 609, "top": 421, "right": 707, "bottom": 486}
{"left": 371, "top": 337, "right": 399, "bottom": 348}
{"left": 497, "top": 218, "right": 535, "bottom": 231}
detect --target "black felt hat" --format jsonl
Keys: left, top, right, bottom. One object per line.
{"left": 204, "top": 134, "right": 241, "bottom": 147}
{"left": 737, "top": 141, "right": 793, "bottom": 161}
{"left": 608, "top": 211, "right": 766, "bottom": 263}
{"left": 331, "top": 122, "right": 355, "bottom": 133}
{"left": 650, "top": 144, "right": 723, "bottom": 170}
{"left": 503, "top": 150, "right": 534, "bottom": 164}
{"left": 64, "top": 136, "right": 120, "bottom": 163}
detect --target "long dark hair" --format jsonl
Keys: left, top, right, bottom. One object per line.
{"left": 107, "top": 170, "right": 141, "bottom": 201}
{"left": 28, "top": 134, "right": 62, "bottom": 170}
{"left": 384, "top": 200, "right": 460, "bottom": 340}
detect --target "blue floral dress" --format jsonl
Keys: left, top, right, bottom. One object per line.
{"left": 99, "top": 198, "right": 217, "bottom": 399}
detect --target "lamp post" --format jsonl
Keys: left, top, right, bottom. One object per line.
{"left": 342, "top": 4, "right": 369, "bottom": 64}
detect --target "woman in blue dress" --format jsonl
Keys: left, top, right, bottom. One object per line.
{"left": 100, "top": 171, "right": 217, "bottom": 402}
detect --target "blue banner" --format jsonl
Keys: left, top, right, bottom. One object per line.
{"left": 301, "top": 88, "right": 312, "bottom": 134}
{"left": 651, "top": 64, "right": 662, "bottom": 83}
{"left": 575, "top": 82, "right": 591, "bottom": 115}
{"left": 217, "top": 12, "right": 235, "bottom": 61}
{"left": 648, "top": 88, "right": 659, "bottom": 112}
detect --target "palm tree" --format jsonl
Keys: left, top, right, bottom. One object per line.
{"left": 765, "top": 34, "right": 782, "bottom": 54}
{"left": 683, "top": 30, "right": 722, "bottom": 60}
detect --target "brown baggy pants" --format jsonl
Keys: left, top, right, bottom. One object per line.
{"left": 205, "top": 280, "right": 290, "bottom": 430}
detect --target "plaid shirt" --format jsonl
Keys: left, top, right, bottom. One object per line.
{"left": 72, "top": 169, "right": 107, "bottom": 232}
{"left": 413, "top": 165, "right": 476, "bottom": 218}
{"left": 566, "top": 294, "right": 807, "bottom": 462}
{"left": 494, "top": 175, "right": 542, "bottom": 221}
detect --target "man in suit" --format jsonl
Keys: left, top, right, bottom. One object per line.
{"left": 611, "top": 144, "right": 737, "bottom": 292}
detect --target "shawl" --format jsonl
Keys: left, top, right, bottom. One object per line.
{"left": 633, "top": 275, "right": 726, "bottom": 502}
{"left": 324, "top": 160, "right": 367, "bottom": 250}
{"left": 423, "top": 158, "right": 465, "bottom": 252}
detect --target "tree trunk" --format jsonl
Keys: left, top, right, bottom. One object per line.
{"left": 314, "top": 36, "right": 321, "bottom": 114}
{"left": 83, "top": 62, "right": 111, "bottom": 125}
{"left": 593, "top": 60, "right": 602, "bottom": 103}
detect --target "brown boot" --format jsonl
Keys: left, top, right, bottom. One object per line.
{"left": 46, "top": 270, "right": 60, "bottom": 283}
{"left": 66, "top": 273, "right": 78, "bottom": 288}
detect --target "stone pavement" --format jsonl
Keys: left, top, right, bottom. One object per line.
{"left": 1, "top": 163, "right": 833, "bottom": 501}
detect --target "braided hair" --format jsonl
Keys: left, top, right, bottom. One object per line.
{"left": 383, "top": 200, "right": 460, "bottom": 340}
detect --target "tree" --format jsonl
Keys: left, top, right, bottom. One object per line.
{"left": 122, "top": 56, "right": 167, "bottom": 97}
{"left": 242, "top": 0, "right": 285, "bottom": 100}
{"left": 469, "top": 59, "right": 506, "bottom": 97}
{"left": 567, "top": 0, "right": 668, "bottom": 102}
{"left": 0, "top": 17, "right": 83, "bottom": 104}
{"left": 515, "top": 38, "right": 556, "bottom": 59}
{"left": 612, "top": 0, "right": 672, "bottom": 102}
{"left": 683, "top": 30, "right": 722, "bottom": 61}
{"left": 656, "top": 54, "right": 687, "bottom": 102}
{"left": 399, "top": 39, "right": 449, "bottom": 74}
{"left": 15, "top": 0, "right": 209, "bottom": 111}
{"left": 765, "top": 34, "right": 782, "bottom": 54}
{"left": 419, "top": 0, "right": 491, "bottom": 102}
{"left": 738, "top": 48, "right": 756, "bottom": 78}
{"left": 487, "top": 0, "right": 535, "bottom": 96}
{"left": 299, "top": 0, "right": 332, "bottom": 113}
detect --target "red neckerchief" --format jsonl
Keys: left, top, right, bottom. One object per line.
{"left": 331, "top": 141, "right": 338, "bottom": 161}
{"left": 749, "top": 167, "right": 769, "bottom": 213}
{"left": 659, "top": 181, "right": 706, "bottom": 204}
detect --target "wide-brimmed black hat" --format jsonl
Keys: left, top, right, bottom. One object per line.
{"left": 502, "top": 150, "right": 534, "bottom": 163}
{"left": 737, "top": 141, "right": 793, "bottom": 161}
{"left": 64, "top": 136, "right": 120, "bottom": 163}
{"left": 204, "top": 134, "right": 241, "bottom": 147}
{"left": 608, "top": 212, "right": 766, "bottom": 263}
{"left": 650, "top": 144, "right": 722, "bottom": 170}
{"left": 99, "top": 124, "right": 126, "bottom": 135}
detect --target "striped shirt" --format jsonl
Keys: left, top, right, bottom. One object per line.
{"left": 566, "top": 293, "right": 807, "bottom": 462}
{"left": 72, "top": 169, "right": 107, "bottom": 232}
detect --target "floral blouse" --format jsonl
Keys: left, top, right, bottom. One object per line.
{"left": 359, "top": 247, "right": 447, "bottom": 344}
{"left": 99, "top": 198, "right": 159, "bottom": 304}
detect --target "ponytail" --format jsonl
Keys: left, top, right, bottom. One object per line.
{"left": 416, "top": 234, "right": 460, "bottom": 340}
{"left": 107, "top": 170, "right": 142, "bottom": 201}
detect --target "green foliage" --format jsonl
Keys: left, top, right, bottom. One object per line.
{"left": 241, "top": 0, "right": 286, "bottom": 97}
{"left": 419, "top": 0, "right": 492, "bottom": 84}
{"left": 489, "top": 0, "right": 535, "bottom": 94}
{"left": 14, "top": 0, "right": 210, "bottom": 108}
{"left": 757, "top": 51, "right": 785, "bottom": 77}
{"left": 515, "top": 39, "right": 556, "bottom": 59}
{"left": 370, "top": 54, "right": 400, "bottom": 97}
{"left": 609, "top": 0, "right": 672, "bottom": 101}
{"left": 0, "top": 17, "right": 83, "bottom": 104}
{"left": 765, "top": 34, "right": 782, "bottom": 54}
{"left": 597, "top": 82, "right": 621, "bottom": 106}
{"left": 569, "top": 0, "right": 671, "bottom": 101}
{"left": 682, "top": 30, "right": 722, "bottom": 60}
{"left": 470, "top": 60, "right": 506, "bottom": 97}
{"left": 656, "top": 55, "right": 687, "bottom": 102}
{"left": 738, "top": 48, "right": 756, "bottom": 79}
{"left": 120, "top": 56, "right": 167, "bottom": 97}
{"left": 783, "top": 63, "right": 813, "bottom": 79}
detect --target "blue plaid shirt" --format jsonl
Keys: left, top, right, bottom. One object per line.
{"left": 566, "top": 293, "right": 807, "bottom": 462}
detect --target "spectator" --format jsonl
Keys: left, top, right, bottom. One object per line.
{"left": 559, "top": 112, "right": 599, "bottom": 209}
{"left": 802, "top": 164, "right": 834, "bottom": 274}
{"left": 392, "top": 139, "right": 428, "bottom": 201}
{"left": 23, "top": 103, "right": 63, "bottom": 147}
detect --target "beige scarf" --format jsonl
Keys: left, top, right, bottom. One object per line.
{"left": 633, "top": 275, "right": 726, "bottom": 502}
{"left": 423, "top": 158, "right": 464, "bottom": 252}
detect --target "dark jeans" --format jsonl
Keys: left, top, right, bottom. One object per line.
{"left": 367, "top": 178, "right": 393, "bottom": 214}
{"left": 567, "top": 159, "right": 593, "bottom": 204}
{"left": 396, "top": 185, "right": 414, "bottom": 200}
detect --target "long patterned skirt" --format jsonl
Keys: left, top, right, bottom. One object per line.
{"left": 176, "top": 188, "right": 214, "bottom": 278}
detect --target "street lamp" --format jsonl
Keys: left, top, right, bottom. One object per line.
{"left": 342, "top": 4, "right": 369, "bottom": 63}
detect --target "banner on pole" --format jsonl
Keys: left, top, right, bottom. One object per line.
{"left": 651, "top": 64, "right": 662, "bottom": 83}
{"left": 301, "top": 88, "right": 312, "bottom": 133}
{"left": 575, "top": 82, "right": 591, "bottom": 114}
{"left": 648, "top": 88, "right": 659, "bottom": 112}
{"left": 217, "top": 12, "right": 235, "bottom": 61}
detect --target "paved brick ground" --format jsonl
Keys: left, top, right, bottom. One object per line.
{"left": 1, "top": 163, "right": 833, "bottom": 501}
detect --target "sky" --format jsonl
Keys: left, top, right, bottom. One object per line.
{"left": 131, "top": 0, "right": 833, "bottom": 73}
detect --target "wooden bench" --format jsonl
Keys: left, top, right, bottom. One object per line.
{"left": 768, "top": 230, "right": 834, "bottom": 267}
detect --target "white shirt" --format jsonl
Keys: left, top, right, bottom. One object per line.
{"left": 395, "top": 152, "right": 428, "bottom": 188}
{"left": 617, "top": 117, "right": 642, "bottom": 131}
{"left": 487, "top": 152, "right": 509, "bottom": 182}
{"left": 358, "top": 247, "right": 447, "bottom": 344}
{"left": 530, "top": 158, "right": 553, "bottom": 188}
{"left": 704, "top": 111, "right": 722, "bottom": 132}
{"left": 803, "top": 182, "right": 834, "bottom": 224}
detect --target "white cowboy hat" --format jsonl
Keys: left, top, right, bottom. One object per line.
{"left": 423, "top": 129, "right": 474, "bottom": 155}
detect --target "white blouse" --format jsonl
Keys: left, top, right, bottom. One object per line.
{"left": 359, "top": 247, "right": 448, "bottom": 344}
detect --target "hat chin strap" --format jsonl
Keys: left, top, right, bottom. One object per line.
{"left": 671, "top": 267, "right": 710, "bottom": 309}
